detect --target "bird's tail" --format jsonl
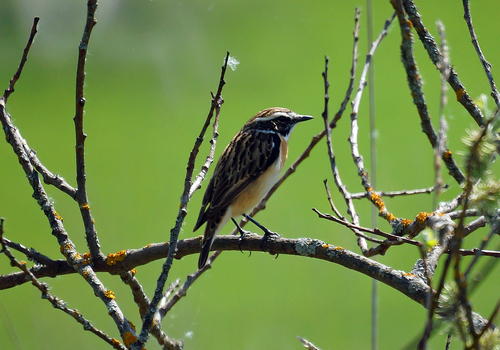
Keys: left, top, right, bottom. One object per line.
{"left": 198, "top": 237, "right": 213, "bottom": 269}
{"left": 197, "top": 212, "right": 226, "bottom": 269}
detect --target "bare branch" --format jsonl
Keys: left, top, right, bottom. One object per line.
{"left": 0, "top": 220, "right": 127, "bottom": 350}
{"left": 350, "top": 185, "right": 446, "bottom": 200}
{"left": 313, "top": 208, "right": 422, "bottom": 248}
{"left": 402, "top": 0, "right": 485, "bottom": 128}
{"left": 392, "top": 0, "right": 466, "bottom": 185}
{"left": 1, "top": 3, "right": 138, "bottom": 344}
{"left": 73, "top": 0, "right": 103, "bottom": 261}
{"left": 464, "top": 223, "right": 500, "bottom": 276}
{"left": 133, "top": 52, "right": 230, "bottom": 349}
{"left": 462, "top": 0, "right": 500, "bottom": 108}
{"left": 120, "top": 271, "right": 183, "bottom": 349}
{"left": 3, "top": 17, "right": 39, "bottom": 101}
{"left": 246, "top": 8, "right": 362, "bottom": 222}
{"left": 297, "top": 336, "right": 321, "bottom": 350}
{"left": 347, "top": 11, "right": 395, "bottom": 254}
{"left": 2, "top": 237, "right": 56, "bottom": 268}
{"left": 323, "top": 180, "right": 346, "bottom": 221}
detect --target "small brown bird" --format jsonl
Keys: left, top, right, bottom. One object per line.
{"left": 194, "top": 107, "right": 313, "bottom": 269}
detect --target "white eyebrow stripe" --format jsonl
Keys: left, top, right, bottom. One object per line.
{"left": 254, "top": 112, "right": 289, "bottom": 122}
{"left": 253, "top": 129, "right": 277, "bottom": 134}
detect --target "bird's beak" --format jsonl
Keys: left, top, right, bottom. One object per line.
{"left": 295, "top": 115, "right": 314, "bottom": 123}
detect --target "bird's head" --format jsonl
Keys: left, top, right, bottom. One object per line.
{"left": 243, "top": 107, "right": 313, "bottom": 139}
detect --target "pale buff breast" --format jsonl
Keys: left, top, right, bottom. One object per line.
{"left": 229, "top": 135, "right": 288, "bottom": 218}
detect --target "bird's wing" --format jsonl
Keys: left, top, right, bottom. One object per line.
{"left": 193, "top": 130, "right": 280, "bottom": 231}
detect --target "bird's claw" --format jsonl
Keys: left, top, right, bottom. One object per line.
{"left": 237, "top": 229, "right": 252, "bottom": 253}
{"left": 260, "top": 230, "right": 280, "bottom": 251}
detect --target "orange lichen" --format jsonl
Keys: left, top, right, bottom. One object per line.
{"left": 333, "top": 246, "right": 344, "bottom": 250}
{"left": 107, "top": 250, "right": 127, "bottom": 266}
{"left": 105, "top": 290, "right": 116, "bottom": 300}
{"left": 54, "top": 211, "right": 63, "bottom": 221}
{"left": 443, "top": 150, "right": 453, "bottom": 159}
{"left": 60, "top": 243, "right": 72, "bottom": 254}
{"left": 407, "top": 19, "right": 413, "bottom": 29}
{"left": 401, "top": 219, "right": 413, "bottom": 228}
{"left": 81, "top": 203, "right": 90, "bottom": 210}
{"left": 144, "top": 243, "right": 151, "bottom": 249}
{"left": 123, "top": 332, "right": 138, "bottom": 347}
{"left": 130, "top": 268, "right": 137, "bottom": 276}
{"left": 111, "top": 339, "right": 121, "bottom": 346}
{"left": 370, "top": 192, "right": 385, "bottom": 211}
{"left": 82, "top": 270, "right": 89, "bottom": 279}
{"left": 416, "top": 212, "right": 431, "bottom": 224}
{"left": 456, "top": 88, "right": 465, "bottom": 101}
{"left": 384, "top": 212, "right": 396, "bottom": 222}
{"left": 402, "top": 272, "right": 416, "bottom": 277}
{"left": 129, "top": 321, "right": 136, "bottom": 332}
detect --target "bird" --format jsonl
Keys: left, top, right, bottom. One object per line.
{"left": 193, "top": 107, "right": 313, "bottom": 269}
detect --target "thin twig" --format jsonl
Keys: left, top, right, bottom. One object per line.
{"left": 313, "top": 208, "right": 421, "bottom": 248}
{"left": 320, "top": 13, "right": 367, "bottom": 252}
{"left": 449, "top": 121, "right": 493, "bottom": 343}
{"left": 3, "top": 17, "right": 39, "bottom": 101}
{"left": 475, "top": 296, "right": 500, "bottom": 344}
{"left": 321, "top": 50, "right": 367, "bottom": 252}
{"left": 402, "top": 0, "right": 485, "bottom": 127}
{"left": 120, "top": 271, "right": 183, "bottom": 349}
{"left": 297, "top": 336, "right": 321, "bottom": 350}
{"left": 132, "top": 52, "right": 230, "bottom": 349}
{"left": 435, "top": 20, "right": 450, "bottom": 207}
{"left": 323, "top": 180, "right": 346, "bottom": 221}
{"left": 392, "top": 0, "right": 466, "bottom": 186}
{"left": 1, "top": 237, "right": 58, "bottom": 270}
{"left": 73, "top": 0, "right": 103, "bottom": 261}
{"left": 464, "top": 224, "right": 499, "bottom": 277}
{"left": 349, "top": 185, "right": 446, "bottom": 200}
{"left": 331, "top": 8, "right": 361, "bottom": 128}
{"left": 462, "top": 0, "right": 500, "bottom": 108}
{"left": 245, "top": 8, "right": 362, "bottom": 224}
{"left": 348, "top": 11, "right": 395, "bottom": 253}
{"left": 0, "top": 17, "right": 77, "bottom": 198}
{"left": 454, "top": 249, "right": 500, "bottom": 258}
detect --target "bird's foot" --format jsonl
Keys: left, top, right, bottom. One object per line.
{"left": 260, "top": 229, "right": 280, "bottom": 252}
{"left": 241, "top": 214, "right": 280, "bottom": 251}
{"left": 237, "top": 229, "right": 253, "bottom": 253}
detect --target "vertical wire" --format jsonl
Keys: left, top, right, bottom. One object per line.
{"left": 367, "top": 1, "right": 378, "bottom": 349}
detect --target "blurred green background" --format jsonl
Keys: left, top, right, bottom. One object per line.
{"left": 1, "top": 0, "right": 500, "bottom": 349}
